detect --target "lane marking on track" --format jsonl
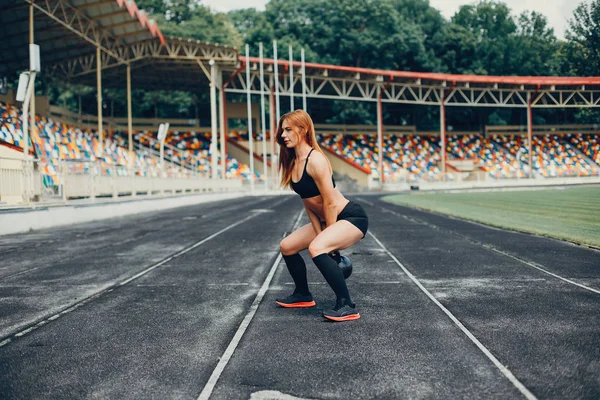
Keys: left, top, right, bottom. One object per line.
{"left": 119, "top": 213, "right": 259, "bottom": 286}
{"left": 357, "top": 198, "right": 600, "bottom": 295}
{"left": 0, "top": 197, "right": 293, "bottom": 349}
{"left": 197, "top": 208, "right": 305, "bottom": 400}
{"left": 1, "top": 197, "right": 271, "bottom": 282}
{"left": 369, "top": 230, "right": 538, "bottom": 400}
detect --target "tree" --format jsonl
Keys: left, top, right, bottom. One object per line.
{"left": 452, "top": 1, "right": 517, "bottom": 75}
{"left": 136, "top": 0, "right": 193, "bottom": 23}
{"left": 509, "top": 11, "right": 561, "bottom": 76}
{"left": 565, "top": 0, "right": 600, "bottom": 76}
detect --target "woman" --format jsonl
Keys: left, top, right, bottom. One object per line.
{"left": 275, "top": 110, "right": 368, "bottom": 322}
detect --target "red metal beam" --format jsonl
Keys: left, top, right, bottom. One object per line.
{"left": 243, "top": 56, "right": 600, "bottom": 87}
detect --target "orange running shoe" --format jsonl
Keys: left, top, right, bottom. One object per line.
{"left": 275, "top": 292, "right": 316, "bottom": 308}
{"left": 322, "top": 303, "right": 360, "bottom": 321}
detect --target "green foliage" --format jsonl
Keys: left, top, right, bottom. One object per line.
{"left": 565, "top": 0, "right": 600, "bottom": 76}
{"left": 38, "top": 0, "right": 598, "bottom": 128}
{"left": 157, "top": 5, "right": 242, "bottom": 47}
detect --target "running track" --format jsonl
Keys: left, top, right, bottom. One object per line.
{"left": 0, "top": 194, "right": 598, "bottom": 399}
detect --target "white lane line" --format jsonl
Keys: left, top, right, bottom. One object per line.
{"left": 120, "top": 213, "right": 259, "bottom": 286}
{"left": 197, "top": 208, "right": 305, "bottom": 400}
{"left": 369, "top": 231, "right": 538, "bottom": 400}
{"left": 484, "top": 246, "right": 600, "bottom": 295}
{"left": 358, "top": 198, "right": 375, "bottom": 206}
{"left": 0, "top": 202, "right": 289, "bottom": 349}
{"left": 359, "top": 199, "right": 600, "bottom": 295}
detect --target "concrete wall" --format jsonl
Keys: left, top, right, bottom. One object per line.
{"left": 322, "top": 147, "right": 373, "bottom": 188}
{"left": 383, "top": 176, "right": 600, "bottom": 192}
{"left": 0, "top": 90, "right": 50, "bottom": 116}
{"left": 227, "top": 140, "right": 271, "bottom": 175}
{"left": 226, "top": 102, "right": 262, "bottom": 131}
{"left": 0, "top": 192, "right": 252, "bottom": 236}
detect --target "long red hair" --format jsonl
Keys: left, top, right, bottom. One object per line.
{"left": 276, "top": 110, "right": 327, "bottom": 188}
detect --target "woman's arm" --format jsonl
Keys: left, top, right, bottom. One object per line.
{"left": 304, "top": 203, "right": 323, "bottom": 235}
{"left": 307, "top": 152, "right": 337, "bottom": 228}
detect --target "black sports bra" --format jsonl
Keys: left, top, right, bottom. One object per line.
{"left": 291, "top": 149, "right": 336, "bottom": 199}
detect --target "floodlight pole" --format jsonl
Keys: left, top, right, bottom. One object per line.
{"left": 245, "top": 45, "right": 255, "bottom": 192}
{"left": 210, "top": 59, "right": 218, "bottom": 180}
{"left": 301, "top": 48, "right": 307, "bottom": 111}
{"left": 29, "top": 3, "right": 35, "bottom": 154}
{"left": 259, "top": 43, "right": 268, "bottom": 191}
{"left": 289, "top": 45, "right": 294, "bottom": 111}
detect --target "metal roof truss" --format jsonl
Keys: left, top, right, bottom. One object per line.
{"left": 225, "top": 68, "right": 600, "bottom": 108}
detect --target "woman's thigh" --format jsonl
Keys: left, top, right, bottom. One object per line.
{"left": 280, "top": 223, "right": 318, "bottom": 255}
{"left": 308, "top": 220, "right": 363, "bottom": 257}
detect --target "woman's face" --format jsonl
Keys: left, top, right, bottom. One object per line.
{"left": 281, "top": 120, "right": 305, "bottom": 148}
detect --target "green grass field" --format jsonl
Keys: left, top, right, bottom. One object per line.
{"left": 381, "top": 187, "right": 600, "bottom": 248}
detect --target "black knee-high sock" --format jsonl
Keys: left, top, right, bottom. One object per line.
{"left": 283, "top": 253, "right": 310, "bottom": 295}
{"left": 312, "top": 253, "right": 352, "bottom": 305}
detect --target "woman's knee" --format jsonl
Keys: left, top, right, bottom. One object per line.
{"left": 280, "top": 238, "right": 297, "bottom": 256}
{"left": 308, "top": 240, "right": 328, "bottom": 258}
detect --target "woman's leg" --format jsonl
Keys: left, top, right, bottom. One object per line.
{"left": 308, "top": 221, "right": 364, "bottom": 321}
{"left": 277, "top": 223, "right": 318, "bottom": 307}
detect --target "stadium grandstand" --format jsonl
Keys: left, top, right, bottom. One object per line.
{"left": 1, "top": 0, "right": 600, "bottom": 206}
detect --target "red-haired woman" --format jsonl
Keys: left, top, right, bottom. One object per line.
{"left": 275, "top": 110, "right": 368, "bottom": 322}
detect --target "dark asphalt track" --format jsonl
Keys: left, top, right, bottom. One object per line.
{"left": 0, "top": 194, "right": 598, "bottom": 399}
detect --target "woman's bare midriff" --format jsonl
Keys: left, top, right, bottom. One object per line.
{"left": 302, "top": 189, "right": 350, "bottom": 222}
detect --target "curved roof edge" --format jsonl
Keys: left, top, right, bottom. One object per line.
{"left": 116, "top": 0, "right": 165, "bottom": 45}
{"left": 243, "top": 57, "right": 600, "bottom": 87}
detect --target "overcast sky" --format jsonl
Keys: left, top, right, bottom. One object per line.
{"left": 200, "top": 0, "right": 589, "bottom": 40}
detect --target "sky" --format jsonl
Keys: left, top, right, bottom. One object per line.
{"left": 200, "top": 0, "right": 589, "bottom": 40}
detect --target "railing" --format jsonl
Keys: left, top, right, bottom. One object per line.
{"left": 0, "top": 155, "right": 43, "bottom": 204}
{"left": 485, "top": 124, "right": 600, "bottom": 135}
{"left": 0, "top": 156, "right": 243, "bottom": 206}
{"left": 48, "top": 106, "right": 204, "bottom": 131}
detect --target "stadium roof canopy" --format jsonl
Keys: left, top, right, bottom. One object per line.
{"left": 0, "top": 0, "right": 238, "bottom": 91}
{"left": 1, "top": 0, "right": 599, "bottom": 108}
{"left": 230, "top": 57, "right": 600, "bottom": 109}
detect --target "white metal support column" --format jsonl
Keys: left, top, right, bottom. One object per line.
{"left": 127, "top": 62, "right": 135, "bottom": 196}
{"left": 273, "top": 41, "right": 281, "bottom": 184}
{"left": 219, "top": 68, "right": 227, "bottom": 179}
{"left": 527, "top": 92, "right": 533, "bottom": 178}
{"left": 301, "top": 48, "right": 307, "bottom": 111}
{"left": 245, "top": 45, "right": 255, "bottom": 192}
{"left": 377, "top": 85, "right": 383, "bottom": 185}
{"left": 260, "top": 43, "right": 268, "bottom": 191}
{"left": 289, "top": 45, "right": 294, "bottom": 111}
{"left": 97, "top": 46, "right": 103, "bottom": 158}
{"left": 440, "top": 88, "right": 447, "bottom": 180}
{"left": 269, "top": 77, "right": 277, "bottom": 185}
{"left": 210, "top": 59, "right": 218, "bottom": 179}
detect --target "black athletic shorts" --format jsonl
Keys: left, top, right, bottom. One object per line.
{"left": 336, "top": 201, "right": 369, "bottom": 238}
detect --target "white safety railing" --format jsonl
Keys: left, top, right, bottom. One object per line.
{"left": 0, "top": 155, "right": 43, "bottom": 204}
{"left": 0, "top": 156, "right": 243, "bottom": 206}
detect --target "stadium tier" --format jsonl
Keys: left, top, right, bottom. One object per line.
{"left": 446, "top": 134, "right": 527, "bottom": 179}
{"left": 0, "top": 102, "right": 261, "bottom": 185}
{"left": 493, "top": 134, "right": 599, "bottom": 178}
{"left": 566, "top": 133, "right": 600, "bottom": 166}
{"left": 320, "top": 133, "right": 443, "bottom": 181}
{"left": 2, "top": 102, "right": 599, "bottom": 184}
